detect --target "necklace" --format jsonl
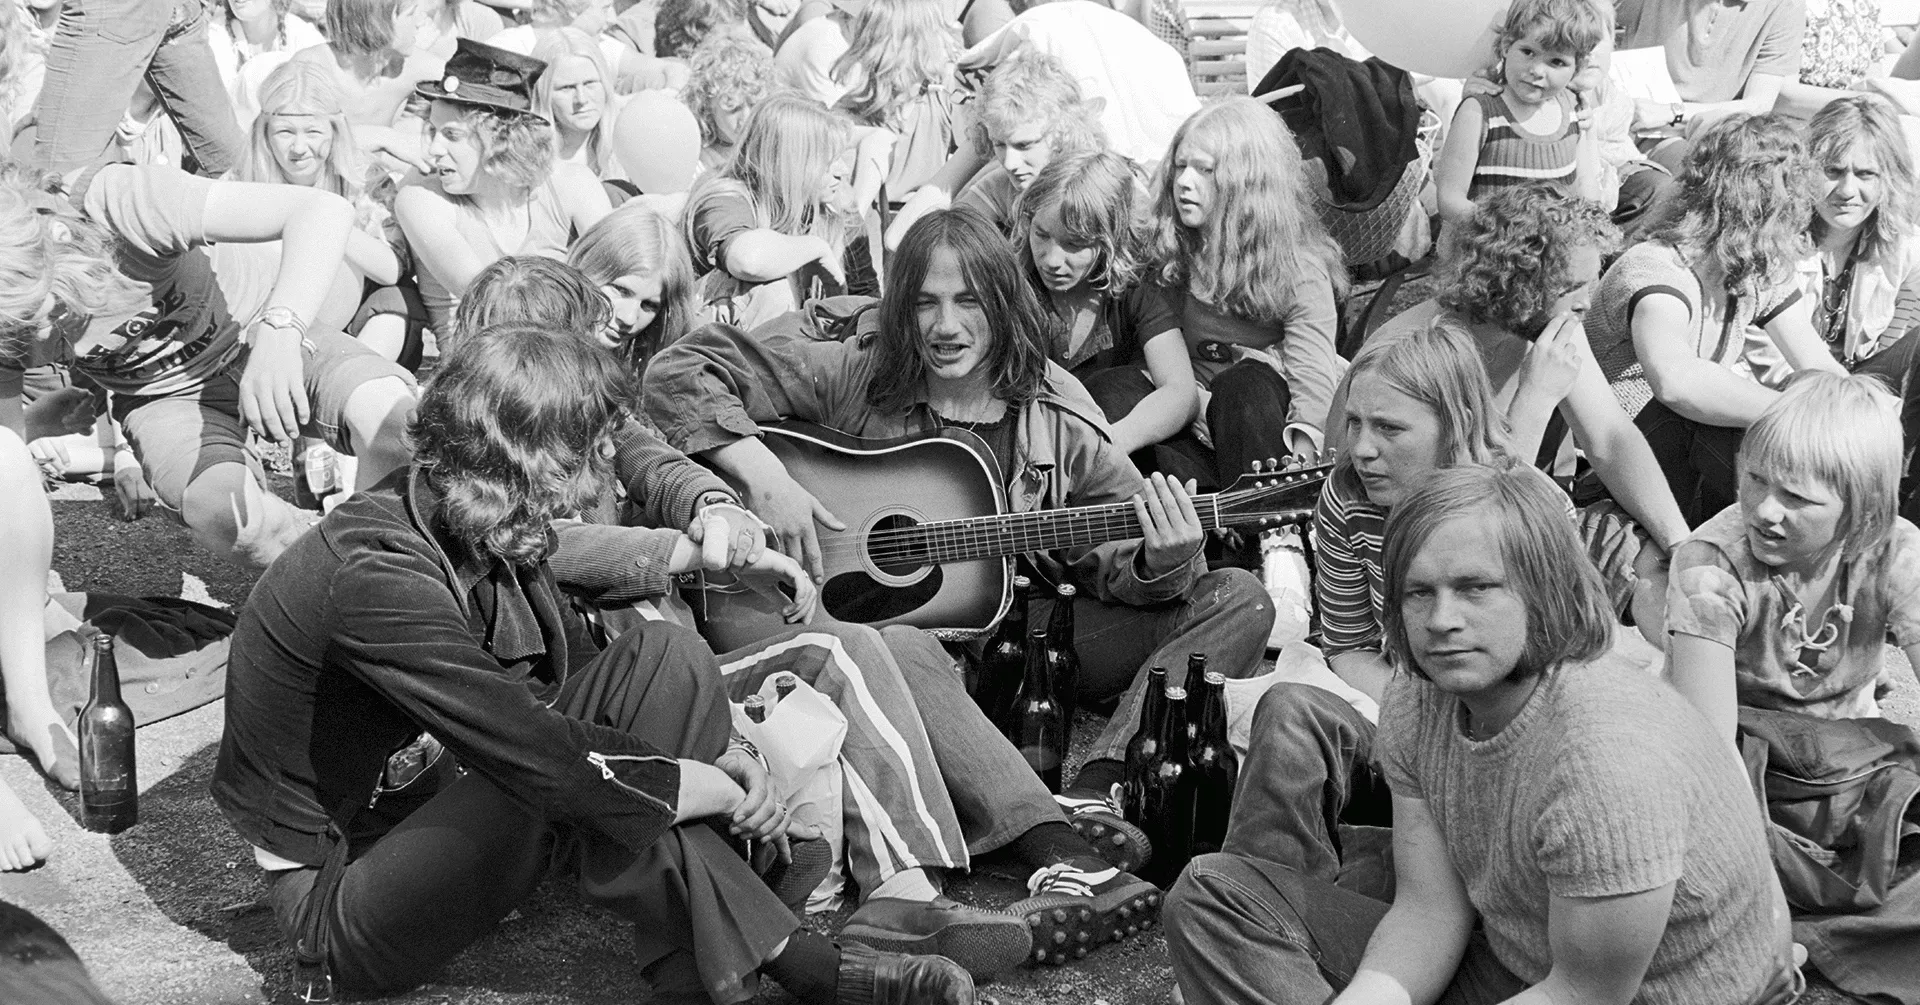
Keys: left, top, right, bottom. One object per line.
{"left": 1819, "top": 239, "right": 1861, "bottom": 360}
{"left": 1770, "top": 566, "right": 1853, "bottom": 677}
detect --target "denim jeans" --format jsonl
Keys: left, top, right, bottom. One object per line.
{"left": 1166, "top": 853, "right": 1526, "bottom": 1005}
{"left": 33, "top": 0, "right": 242, "bottom": 175}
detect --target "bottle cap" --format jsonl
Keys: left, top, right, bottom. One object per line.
{"left": 1187, "top": 652, "right": 1207, "bottom": 667}
{"left": 1148, "top": 664, "right": 1167, "bottom": 676}
{"left": 1028, "top": 625, "right": 1048, "bottom": 641}
{"left": 93, "top": 633, "right": 114, "bottom": 652}
{"left": 1164, "top": 686, "right": 1188, "bottom": 700}
{"left": 1013, "top": 575, "right": 1031, "bottom": 588}
{"left": 1057, "top": 584, "right": 1076, "bottom": 597}
{"left": 1204, "top": 671, "right": 1225, "bottom": 685}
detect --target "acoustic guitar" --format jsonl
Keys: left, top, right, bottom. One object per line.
{"left": 687, "top": 422, "right": 1331, "bottom": 652}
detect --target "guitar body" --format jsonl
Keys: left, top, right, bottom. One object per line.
{"left": 693, "top": 423, "right": 1013, "bottom": 653}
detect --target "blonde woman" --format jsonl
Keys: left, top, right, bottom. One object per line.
{"left": 394, "top": 38, "right": 611, "bottom": 337}
{"left": 829, "top": 0, "right": 958, "bottom": 196}
{"left": 530, "top": 26, "right": 623, "bottom": 179}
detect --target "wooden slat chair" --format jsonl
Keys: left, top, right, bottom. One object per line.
{"left": 1187, "top": 17, "right": 1251, "bottom": 96}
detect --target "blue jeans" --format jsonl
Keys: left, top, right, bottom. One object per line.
{"left": 1166, "top": 853, "right": 1525, "bottom": 1005}
{"left": 32, "top": 0, "right": 242, "bottom": 175}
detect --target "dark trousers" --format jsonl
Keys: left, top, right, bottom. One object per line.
{"left": 1082, "top": 359, "right": 1295, "bottom": 492}
{"left": 1634, "top": 398, "right": 1744, "bottom": 527}
{"left": 1850, "top": 326, "right": 1920, "bottom": 525}
{"left": 268, "top": 623, "right": 797, "bottom": 1004}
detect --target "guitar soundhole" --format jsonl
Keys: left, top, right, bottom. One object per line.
{"left": 868, "top": 513, "right": 927, "bottom": 577}
{"left": 822, "top": 566, "right": 944, "bottom": 625}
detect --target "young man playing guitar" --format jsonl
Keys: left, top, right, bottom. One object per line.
{"left": 645, "top": 209, "right": 1279, "bottom": 898}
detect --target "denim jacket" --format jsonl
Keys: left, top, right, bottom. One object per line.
{"left": 642, "top": 313, "right": 1202, "bottom": 607}
{"left": 211, "top": 468, "right": 694, "bottom": 867}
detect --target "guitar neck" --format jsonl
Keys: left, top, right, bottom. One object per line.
{"left": 911, "top": 495, "right": 1238, "bottom": 565}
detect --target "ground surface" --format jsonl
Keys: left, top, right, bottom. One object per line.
{"left": 9, "top": 274, "right": 1912, "bottom": 1003}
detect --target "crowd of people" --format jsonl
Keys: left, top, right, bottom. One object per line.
{"left": 1, "top": 0, "right": 1919, "bottom": 1002}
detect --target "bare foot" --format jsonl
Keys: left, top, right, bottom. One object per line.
{"left": 8, "top": 706, "right": 79, "bottom": 791}
{"left": 0, "top": 777, "right": 52, "bottom": 871}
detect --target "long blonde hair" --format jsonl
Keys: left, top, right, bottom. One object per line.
{"left": 701, "top": 90, "right": 851, "bottom": 236}
{"left": 1152, "top": 98, "right": 1345, "bottom": 323}
{"left": 237, "top": 59, "right": 366, "bottom": 200}
{"left": 0, "top": 163, "right": 148, "bottom": 360}
{"left": 531, "top": 27, "right": 619, "bottom": 177}
{"left": 830, "top": 0, "right": 955, "bottom": 130}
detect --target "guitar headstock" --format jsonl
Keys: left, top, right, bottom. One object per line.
{"left": 1215, "top": 454, "right": 1336, "bottom": 530}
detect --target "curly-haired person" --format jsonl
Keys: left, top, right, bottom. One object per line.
{"left": 1585, "top": 114, "right": 1848, "bottom": 526}
{"left": 684, "top": 32, "right": 775, "bottom": 173}
{"left": 393, "top": 38, "right": 611, "bottom": 339}
{"left": 1355, "top": 182, "right": 1689, "bottom": 632}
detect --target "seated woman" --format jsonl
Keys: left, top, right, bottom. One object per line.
{"left": 683, "top": 91, "right": 870, "bottom": 328}
{"left": 237, "top": 59, "right": 423, "bottom": 368}
{"left": 530, "top": 27, "right": 624, "bottom": 180}
{"left": 209, "top": 319, "right": 982, "bottom": 1003}
{"left": 684, "top": 32, "right": 777, "bottom": 175}
{"left": 0, "top": 157, "right": 416, "bottom": 568}
{"left": 1800, "top": 95, "right": 1920, "bottom": 522}
{"left": 829, "top": 0, "right": 959, "bottom": 200}
{"left": 1014, "top": 150, "right": 1195, "bottom": 461}
{"left": 1139, "top": 98, "right": 1341, "bottom": 489}
{"left": 394, "top": 37, "right": 612, "bottom": 340}
{"left": 1667, "top": 371, "right": 1920, "bottom": 738}
{"left": 1166, "top": 464, "right": 1799, "bottom": 1005}
{"left": 1364, "top": 182, "right": 1689, "bottom": 628}
{"left": 1585, "top": 113, "right": 1848, "bottom": 526}
{"left": 568, "top": 202, "right": 700, "bottom": 372}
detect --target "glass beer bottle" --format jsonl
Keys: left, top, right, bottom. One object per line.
{"left": 79, "top": 633, "right": 138, "bottom": 834}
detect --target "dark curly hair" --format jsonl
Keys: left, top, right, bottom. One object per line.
{"left": 410, "top": 323, "right": 631, "bottom": 565}
{"left": 655, "top": 0, "right": 745, "bottom": 59}
{"left": 1438, "top": 182, "right": 1619, "bottom": 338}
{"left": 1652, "top": 113, "right": 1818, "bottom": 300}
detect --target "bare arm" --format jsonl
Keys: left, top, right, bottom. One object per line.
{"left": 1632, "top": 294, "right": 1779, "bottom": 427}
{"left": 395, "top": 183, "right": 492, "bottom": 300}
{"left": 1560, "top": 341, "right": 1689, "bottom": 552}
{"left": 554, "top": 161, "right": 614, "bottom": 235}
{"left": 345, "top": 228, "right": 402, "bottom": 287}
{"left": 1333, "top": 795, "right": 1477, "bottom": 1005}
{"left": 1497, "top": 885, "right": 1677, "bottom": 1005}
{"left": 1762, "top": 295, "right": 1849, "bottom": 377}
{"left": 1433, "top": 99, "right": 1485, "bottom": 229}
{"left": 722, "top": 230, "right": 843, "bottom": 285}
{"left": 1107, "top": 329, "right": 1197, "bottom": 456}
{"left": 1663, "top": 632, "right": 1741, "bottom": 745}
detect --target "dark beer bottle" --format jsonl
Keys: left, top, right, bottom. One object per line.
{"left": 1183, "top": 653, "right": 1208, "bottom": 746}
{"left": 975, "top": 575, "right": 1031, "bottom": 725}
{"left": 79, "top": 633, "right": 137, "bottom": 834}
{"left": 1046, "top": 584, "right": 1080, "bottom": 720}
{"left": 773, "top": 674, "right": 798, "bottom": 703}
{"left": 1188, "top": 671, "right": 1239, "bottom": 858}
{"left": 743, "top": 694, "right": 768, "bottom": 724}
{"left": 1121, "top": 666, "right": 1170, "bottom": 826}
{"left": 1009, "top": 626, "right": 1067, "bottom": 792}
{"left": 1138, "top": 686, "right": 1194, "bottom": 887}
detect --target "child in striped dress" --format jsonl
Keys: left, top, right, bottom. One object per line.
{"left": 1434, "top": 0, "right": 1607, "bottom": 231}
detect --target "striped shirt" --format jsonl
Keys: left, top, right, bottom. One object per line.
{"left": 1466, "top": 91, "right": 1580, "bottom": 200}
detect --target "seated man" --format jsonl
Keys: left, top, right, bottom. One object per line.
{"left": 1166, "top": 464, "right": 1799, "bottom": 1005}
{"left": 644, "top": 207, "right": 1275, "bottom": 886}
{"left": 211, "top": 323, "right": 976, "bottom": 1004}
{"left": 454, "top": 254, "right": 1163, "bottom": 968}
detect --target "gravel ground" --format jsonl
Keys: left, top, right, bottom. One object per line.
{"left": 9, "top": 271, "right": 1910, "bottom": 1003}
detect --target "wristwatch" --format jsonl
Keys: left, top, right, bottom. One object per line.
{"left": 244, "top": 305, "right": 306, "bottom": 346}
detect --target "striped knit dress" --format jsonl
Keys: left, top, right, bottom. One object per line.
{"left": 1466, "top": 90, "right": 1581, "bottom": 200}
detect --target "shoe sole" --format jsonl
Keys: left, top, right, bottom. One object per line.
{"left": 1008, "top": 877, "right": 1162, "bottom": 966}
{"left": 1067, "top": 810, "right": 1153, "bottom": 875}
{"left": 839, "top": 916, "right": 1034, "bottom": 982}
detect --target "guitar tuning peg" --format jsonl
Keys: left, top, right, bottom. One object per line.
{"left": 1249, "top": 458, "right": 1265, "bottom": 474}
{"left": 1265, "top": 456, "right": 1279, "bottom": 472}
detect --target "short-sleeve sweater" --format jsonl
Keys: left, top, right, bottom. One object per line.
{"left": 1377, "top": 653, "right": 1780, "bottom": 1004}
{"left": 1667, "top": 506, "right": 1920, "bottom": 719}
{"left": 1464, "top": 91, "right": 1581, "bottom": 201}
{"left": 1585, "top": 241, "right": 1800, "bottom": 419}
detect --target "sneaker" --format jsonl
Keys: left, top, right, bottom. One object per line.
{"left": 840, "top": 896, "right": 1032, "bottom": 982}
{"left": 836, "top": 940, "right": 975, "bottom": 1005}
{"left": 1007, "top": 861, "right": 1161, "bottom": 966}
{"left": 1261, "top": 526, "right": 1313, "bottom": 649}
{"left": 1053, "top": 788, "right": 1152, "bottom": 874}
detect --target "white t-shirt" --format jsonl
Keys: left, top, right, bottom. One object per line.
{"left": 775, "top": 16, "right": 851, "bottom": 108}
{"left": 958, "top": 0, "right": 1199, "bottom": 166}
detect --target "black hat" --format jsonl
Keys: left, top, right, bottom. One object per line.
{"left": 415, "top": 38, "right": 549, "bottom": 119}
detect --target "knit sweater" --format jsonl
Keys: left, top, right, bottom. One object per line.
{"left": 1377, "top": 651, "right": 1780, "bottom": 1003}
{"left": 1465, "top": 91, "right": 1580, "bottom": 201}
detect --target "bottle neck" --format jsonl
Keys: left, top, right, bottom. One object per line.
{"left": 1161, "top": 700, "right": 1190, "bottom": 756}
{"left": 1024, "top": 632, "right": 1053, "bottom": 690}
{"left": 90, "top": 637, "right": 121, "bottom": 703}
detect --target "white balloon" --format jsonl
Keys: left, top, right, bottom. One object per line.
{"left": 1333, "top": 0, "right": 1509, "bottom": 80}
